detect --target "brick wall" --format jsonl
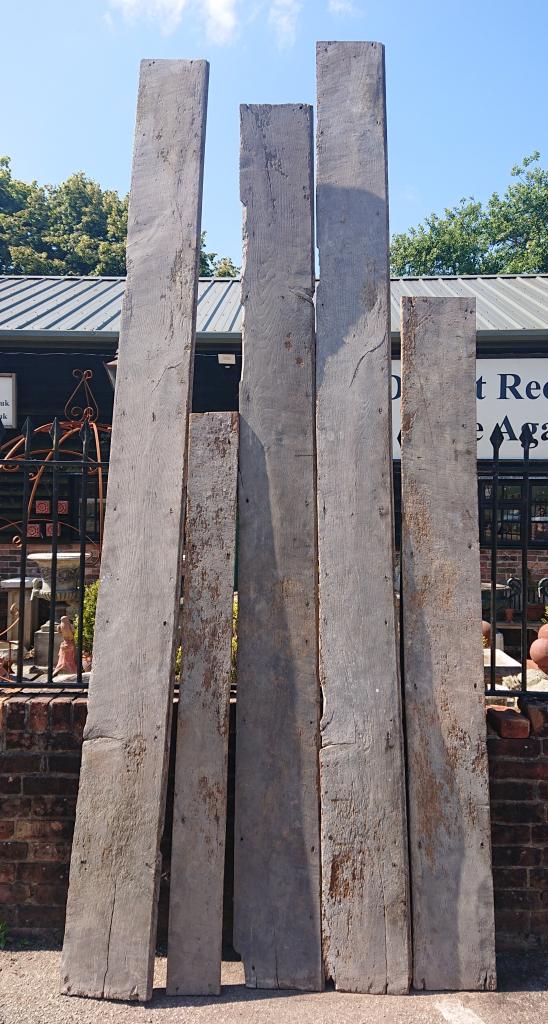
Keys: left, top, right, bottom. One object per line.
{"left": 0, "top": 691, "right": 235, "bottom": 952}
{"left": 480, "top": 547, "right": 548, "bottom": 585}
{"left": 488, "top": 719, "right": 548, "bottom": 951}
{"left": 0, "top": 691, "right": 546, "bottom": 952}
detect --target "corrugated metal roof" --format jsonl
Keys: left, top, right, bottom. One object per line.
{"left": 1, "top": 274, "right": 548, "bottom": 338}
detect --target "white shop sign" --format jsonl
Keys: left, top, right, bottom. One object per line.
{"left": 0, "top": 374, "right": 16, "bottom": 429}
{"left": 391, "top": 359, "right": 548, "bottom": 460}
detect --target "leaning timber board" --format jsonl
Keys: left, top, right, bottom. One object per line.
{"left": 167, "top": 411, "right": 238, "bottom": 996}
{"left": 60, "top": 59, "right": 208, "bottom": 1002}
{"left": 315, "top": 41, "right": 410, "bottom": 994}
{"left": 234, "top": 103, "right": 323, "bottom": 991}
{"left": 400, "top": 296, "right": 496, "bottom": 991}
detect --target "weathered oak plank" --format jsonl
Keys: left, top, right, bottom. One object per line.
{"left": 167, "top": 411, "right": 238, "bottom": 996}
{"left": 400, "top": 296, "right": 496, "bottom": 992}
{"left": 315, "top": 41, "right": 410, "bottom": 994}
{"left": 60, "top": 59, "right": 208, "bottom": 1002}
{"left": 234, "top": 103, "right": 323, "bottom": 991}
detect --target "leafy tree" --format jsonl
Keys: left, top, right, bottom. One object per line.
{"left": 0, "top": 157, "right": 238, "bottom": 277}
{"left": 390, "top": 153, "right": 548, "bottom": 276}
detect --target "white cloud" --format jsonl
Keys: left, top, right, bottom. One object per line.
{"left": 203, "top": 0, "right": 238, "bottom": 45}
{"left": 109, "top": 0, "right": 189, "bottom": 35}
{"left": 328, "top": 0, "right": 360, "bottom": 14}
{"left": 268, "top": 0, "right": 302, "bottom": 48}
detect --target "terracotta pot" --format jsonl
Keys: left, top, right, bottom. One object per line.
{"left": 481, "top": 619, "right": 491, "bottom": 639}
{"left": 529, "top": 638, "right": 548, "bottom": 672}
{"left": 504, "top": 607, "right": 514, "bottom": 623}
{"left": 538, "top": 623, "right": 548, "bottom": 640}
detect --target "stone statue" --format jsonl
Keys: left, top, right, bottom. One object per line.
{"left": 52, "top": 616, "right": 78, "bottom": 677}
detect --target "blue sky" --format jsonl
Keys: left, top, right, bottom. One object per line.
{"left": 3, "top": 1, "right": 547, "bottom": 266}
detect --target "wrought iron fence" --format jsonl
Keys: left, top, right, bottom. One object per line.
{"left": 481, "top": 424, "right": 548, "bottom": 698}
{"left": 0, "top": 370, "right": 109, "bottom": 690}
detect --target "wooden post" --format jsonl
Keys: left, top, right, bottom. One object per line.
{"left": 167, "top": 411, "right": 238, "bottom": 996}
{"left": 400, "top": 296, "right": 496, "bottom": 991}
{"left": 60, "top": 59, "right": 208, "bottom": 1002}
{"left": 315, "top": 42, "right": 410, "bottom": 994}
{"left": 234, "top": 103, "right": 323, "bottom": 991}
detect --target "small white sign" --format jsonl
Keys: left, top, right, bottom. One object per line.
{"left": 0, "top": 374, "right": 16, "bottom": 429}
{"left": 218, "top": 353, "right": 236, "bottom": 365}
{"left": 391, "top": 358, "right": 548, "bottom": 460}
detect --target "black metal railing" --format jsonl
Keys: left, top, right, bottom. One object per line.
{"left": 481, "top": 424, "right": 548, "bottom": 698}
{"left": 0, "top": 415, "right": 108, "bottom": 690}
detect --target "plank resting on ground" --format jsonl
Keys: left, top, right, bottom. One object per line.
{"left": 60, "top": 58, "right": 208, "bottom": 1002}
{"left": 234, "top": 102, "right": 323, "bottom": 992}
{"left": 400, "top": 295, "right": 496, "bottom": 992}
{"left": 167, "top": 411, "right": 239, "bottom": 996}
{"left": 315, "top": 41, "right": 411, "bottom": 994}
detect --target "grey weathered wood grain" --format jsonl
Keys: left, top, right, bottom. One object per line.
{"left": 400, "top": 296, "right": 496, "bottom": 991}
{"left": 234, "top": 103, "right": 323, "bottom": 992}
{"left": 166, "top": 411, "right": 238, "bottom": 996}
{"left": 315, "top": 41, "right": 410, "bottom": 994}
{"left": 60, "top": 59, "right": 208, "bottom": 1003}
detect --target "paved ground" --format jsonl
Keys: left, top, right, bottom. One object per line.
{"left": 0, "top": 949, "right": 547, "bottom": 1024}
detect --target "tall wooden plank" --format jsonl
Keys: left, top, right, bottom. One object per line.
{"left": 60, "top": 59, "right": 208, "bottom": 1003}
{"left": 167, "top": 411, "right": 238, "bottom": 996}
{"left": 315, "top": 41, "right": 410, "bottom": 994}
{"left": 400, "top": 296, "right": 496, "bottom": 991}
{"left": 234, "top": 103, "right": 322, "bottom": 991}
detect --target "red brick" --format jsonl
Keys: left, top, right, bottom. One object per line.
{"left": 493, "top": 867, "right": 528, "bottom": 888}
{"left": 0, "top": 863, "right": 16, "bottom": 884}
{"left": 529, "top": 868, "right": 548, "bottom": 890}
{"left": 27, "top": 841, "right": 71, "bottom": 862}
{"left": 3, "top": 698, "right": 29, "bottom": 731}
{"left": 518, "top": 700, "right": 548, "bottom": 736}
{"left": 0, "top": 754, "right": 45, "bottom": 773}
{"left": 0, "top": 883, "right": 29, "bottom": 904}
{"left": 17, "top": 862, "right": 69, "bottom": 884}
{"left": 28, "top": 697, "right": 51, "bottom": 733}
{"left": 494, "top": 889, "right": 543, "bottom": 909}
{"left": 72, "top": 698, "right": 87, "bottom": 740}
{"left": 487, "top": 708, "right": 530, "bottom": 738}
{"left": 30, "top": 795, "right": 77, "bottom": 819}
{"left": 532, "top": 824, "right": 548, "bottom": 843}
{"left": 539, "top": 781, "right": 548, "bottom": 800}
{"left": 0, "top": 797, "right": 31, "bottom": 818}
{"left": 487, "top": 737, "right": 541, "bottom": 757}
{"left": 5, "top": 730, "right": 47, "bottom": 751}
{"left": 47, "top": 754, "right": 81, "bottom": 774}
{"left": 0, "top": 841, "right": 28, "bottom": 860}
{"left": 492, "top": 845, "right": 541, "bottom": 867}
{"left": 489, "top": 780, "right": 537, "bottom": 802}
{"left": 529, "top": 911, "right": 548, "bottom": 935}
{"left": 17, "top": 905, "right": 65, "bottom": 929}
{"left": 23, "top": 775, "right": 79, "bottom": 796}
{"left": 14, "top": 820, "right": 74, "bottom": 841}
{"left": 490, "top": 802, "right": 544, "bottom": 824}
{"left": 494, "top": 908, "right": 530, "bottom": 933}
{"left": 46, "top": 732, "right": 81, "bottom": 751}
{"left": 491, "top": 823, "right": 532, "bottom": 846}
{"left": 50, "top": 698, "right": 73, "bottom": 732}
{"left": 490, "top": 759, "right": 548, "bottom": 780}
{"left": 0, "top": 822, "right": 14, "bottom": 840}
{"left": 29, "top": 883, "right": 67, "bottom": 906}
{"left": 0, "top": 775, "right": 22, "bottom": 794}
{"left": 0, "top": 906, "right": 19, "bottom": 927}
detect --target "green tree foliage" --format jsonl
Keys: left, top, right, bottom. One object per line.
{"left": 390, "top": 154, "right": 548, "bottom": 276}
{"left": 0, "top": 157, "right": 238, "bottom": 277}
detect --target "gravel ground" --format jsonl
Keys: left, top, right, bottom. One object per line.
{"left": 1, "top": 949, "right": 547, "bottom": 1024}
